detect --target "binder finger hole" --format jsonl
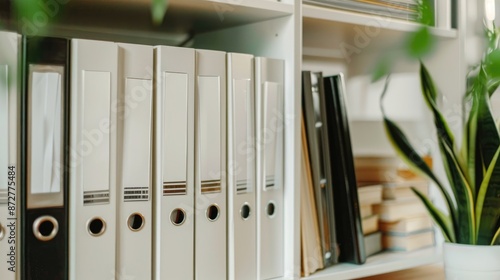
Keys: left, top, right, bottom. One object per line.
{"left": 88, "top": 217, "right": 106, "bottom": 236}
{"left": 127, "top": 213, "right": 145, "bottom": 231}
{"left": 266, "top": 202, "right": 276, "bottom": 218}
{"left": 240, "top": 203, "right": 251, "bottom": 220}
{"left": 170, "top": 208, "right": 186, "bottom": 226}
{"left": 206, "top": 204, "right": 220, "bottom": 222}
{"left": 32, "top": 216, "right": 59, "bottom": 241}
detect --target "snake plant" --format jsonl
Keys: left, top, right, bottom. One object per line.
{"left": 380, "top": 26, "right": 500, "bottom": 245}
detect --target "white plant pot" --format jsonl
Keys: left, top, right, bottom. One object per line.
{"left": 443, "top": 242, "right": 500, "bottom": 279}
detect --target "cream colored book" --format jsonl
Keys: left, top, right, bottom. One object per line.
{"left": 354, "top": 156, "right": 400, "bottom": 183}
{"left": 300, "top": 118, "right": 324, "bottom": 277}
{"left": 382, "top": 230, "right": 434, "bottom": 251}
{"left": 373, "top": 199, "right": 427, "bottom": 222}
{"left": 380, "top": 215, "right": 432, "bottom": 234}
{"left": 359, "top": 204, "right": 373, "bottom": 218}
{"left": 358, "top": 184, "right": 383, "bottom": 206}
{"left": 362, "top": 214, "right": 379, "bottom": 235}
{"left": 382, "top": 179, "right": 429, "bottom": 200}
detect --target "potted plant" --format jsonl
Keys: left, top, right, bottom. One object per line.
{"left": 379, "top": 24, "right": 500, "bottom": 278}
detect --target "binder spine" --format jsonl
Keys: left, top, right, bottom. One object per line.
{"left": 194, "top": 49, "right": 227, "bottom": 280}
{"left": 69, "top": 39, "right": 118, "bottom": 279}
{"left": 21, "top": 36, "right": 70, "bottom": 280}
{"left": 227, "top": 53, "right": 257, "bottom": 280}
{"left": 324, "top": 74, "right": 366, "bottom": 264}
{"left": 154, "top": 46, "right": 195, "bottom": 280}
{"left": 0, "top": 31, "right": 19, "bottom": 280}
{"left": 115, "top": 43, "right": 153, "bottom": 280}
{"left": 255, "top": 57, "right": 285, "bottom": 279}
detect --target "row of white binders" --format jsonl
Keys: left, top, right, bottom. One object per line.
{"left": 0, "top": 31, "right": 285, "bottom": 280}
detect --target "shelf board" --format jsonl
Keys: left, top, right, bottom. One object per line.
{"left": 1, "top": 0, "right": 293, "bottom": 44}
{"left": 303, "top": 4, "right": 457, "bottom": 38}
{"left": 303, "top": 246, "right": 442, "bottom": 280}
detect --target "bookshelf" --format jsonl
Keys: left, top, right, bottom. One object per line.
{"left": 0, "top": 0, "right": 466, "bottom": 279}
{"left": 300, "top": 1, "right": 464, "bottom": 280}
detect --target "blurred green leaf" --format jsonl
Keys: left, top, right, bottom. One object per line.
{"left": 371, "top": 55, "right": 393, "bottom": 82}
{"left": 492, "top": 227, "right": 500, "bottom": 245}
{"left": 14, "top": 0, "right": 40, "bottom": 19}
{"left": 152, "top": 0, "right": 168, "bottom": 25}
{"left": 417, "top": 0, "right": 435, "bottom": 26}
{"left": 405, "top": 27, "right": 435, "bottom": 58}
{"left": 485, "top": 49, "right": 500, "bottom": 78}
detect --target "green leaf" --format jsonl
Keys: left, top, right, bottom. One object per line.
{"left": 416, "top": 0, "right": 435, "bottom": 26}
{"left": 491, "top": 227, "right": 500, "bottom": 245}
{"left": 380, "top": 77, "right": 458, "bottom": 230}
{"left": 475, "top": 146, "right": 500, "bottom": 245}
{"left": 371, "top": 55, "right": 393, "bottom": 83}
{"left": 485, "top": 49, "right": 500, "bottom": 79}
{"left": 487, "top": 78, "right": 500, "bottom": 97}
{"left": 405, "top": 27, "right": 435, "bottom": 59}
{"left": 439, "top": 140, "right": 476, "bottom": 244}
{"left": 13, "top": 0, "right": 51, "bottom": 34}
{"left": 420, "top": 63, "right": 455, "bottom": 149}
{"left": 412, "top": 188, "right": 455, "bottom": 243}
{"left": 464, "top": 100, "right": 479, "bottom": 198}
{"left": 475, "top": 75, "right": 500, "bottom": 189}
{"left": 382, "top": 116, "right": 452, "bottom": 204}
{"left": 152, "top": 0, "right": 168, "bottom": 25}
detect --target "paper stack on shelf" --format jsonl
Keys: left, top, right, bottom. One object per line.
{"left": 376, "top": 179, "right": 435, "bottom": 251}
{"left": 303, "top": 0, "right": 432, "bottom": 24}
{"left": 382, "top": 227, "right": 434, "bottom": 251}
{"left": 354, "top": 155, "right": 401, "bottom": 184}
{"left": 355, "top": 154, "right": 435, "bottom": 252}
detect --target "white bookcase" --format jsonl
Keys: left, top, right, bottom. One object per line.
{"left": 2, "top": 0, "right": 467, "bottom": 278}
{"left": 300, "top": 1, "right": 466, "bottom": 279}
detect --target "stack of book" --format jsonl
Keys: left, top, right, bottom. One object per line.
{"left": 304, "top": 0, "right": 431, "bottom": 24}
{"left": 358, "top": 184, "right": 383, "bottom": 257}
{"left": 374, "top": 178, "right": 435, "bottom": 251}
{"left": 356, "top": 155, "right": 435, "bottom": 252}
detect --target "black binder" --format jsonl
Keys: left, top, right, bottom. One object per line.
{"left": 323, "top": 74, "right": 366, "bottom": 264}
{"left": 21, "top": 36, "right": 69, "bottom": 280}
{"left": 302, "top": 71, "right": 339, "bottom": 266}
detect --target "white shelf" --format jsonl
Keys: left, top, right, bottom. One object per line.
{"left": 303, "top": 4, "right": 457, "bottom": 38}
{"left": 3, "top": 0, "right": 294, "bottom": 44}
{"left": 303, "top": 246, "right": 443, "bottom": 280}
{"left": 169, "top": 0, "right": 294, "bottom": 15}
{"left": 90, "top": 0, "right": 294, "bottom": 14}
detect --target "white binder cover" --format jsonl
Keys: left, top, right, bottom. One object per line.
{"left": 116, "top": 43, "right": 153, "bottom": 279}
{"left": 255, "top": 57, "right": 285, "bottom": 279}
{"left": 153, "top": 46, "right": 195, "bottom": 280}
{"left": 69, "top": 39, "right": 118, "bottom": 280}
{"left": 227, "top": 52, "right": 257, "bottom": 280}
{"left": 194, "top": 49, "right": 227, "bottom": 280}
{"left": 0, "top": 31, "right": 18, "bottom": 280}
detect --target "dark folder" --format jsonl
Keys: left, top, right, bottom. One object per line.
{"left": 302, "top": 71, "right": 339, "bottom": 266}
{"left": 21, "top": 36, "right": 69, "bottom": 280}
{"left": 323, "top": 74, "right": 366, "bottom": 264}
